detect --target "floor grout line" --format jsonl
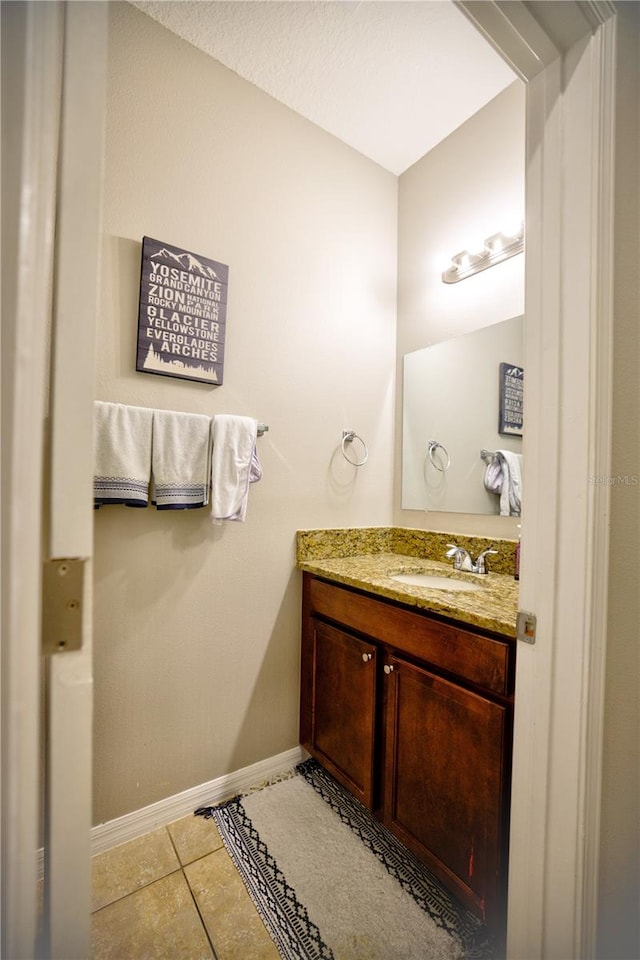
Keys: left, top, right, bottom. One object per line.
{"left": 165, "top": 825, "right": 219, "bottom": 960}
{"left": 90, "top": 865, "right": 184, "bottom": 915}
{"left": 165, "top": 826, "right": 218, "bottom": 960}
{"left": 182, "top": 866, "right": 219, "bottom": 960}
{"left": 91, "top": 818, "right": 272, "bottom": 959}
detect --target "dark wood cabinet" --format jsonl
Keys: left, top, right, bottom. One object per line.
{"left": 307, "top": 619, "right": 377, "bottom": 807}
{"left": 383, "top": 655, "right": 509, "bottom": 923}
{"left": 300, "top": 572, "right": 515, "bottom": 935}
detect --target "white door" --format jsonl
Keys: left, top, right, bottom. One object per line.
{"left": 1, "top": 3, "right": 107, "bottom": 958}
{"left": 458, "top": 3, "right": 617, "bottom": 957}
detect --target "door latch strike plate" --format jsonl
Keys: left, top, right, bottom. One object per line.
{"left": 516, "top": 609, "right": 537, "bottom": 645}
{"left": 42, "top": 558, "right": 86, "bottom": 655}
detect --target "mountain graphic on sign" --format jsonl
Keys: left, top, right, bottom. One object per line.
{"left": 151, "top": 247, "right": 220, "bottom": 281}
{"left": 143, "top": 343, "right": 219, "bottom": 381}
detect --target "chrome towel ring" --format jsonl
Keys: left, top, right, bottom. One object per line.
{"left": 427, "top": 440, "right": 451, "bottom": 472}
{"left": 341, "top": 430, "right": 369, "bottom": 466}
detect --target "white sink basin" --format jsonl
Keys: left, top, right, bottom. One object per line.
{"left": 390, "top": 573, "right": 483, "bottom": 593}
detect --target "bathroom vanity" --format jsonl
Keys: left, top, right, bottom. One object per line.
{"left": 297, "top": 529, "right": 518, "bottom": 936}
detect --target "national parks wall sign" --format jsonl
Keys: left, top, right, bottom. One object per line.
{"left": 136, "top": 236, "right": 228, "bottom": 385}
{"left": 498, "top": 361, "right": 524, "bottom": 436}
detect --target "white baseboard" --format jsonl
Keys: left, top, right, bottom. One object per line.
{"left": 38, "top": 745, "right": 307, "bottom": 877}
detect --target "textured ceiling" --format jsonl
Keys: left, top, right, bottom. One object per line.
{"left": 129, "top": 1, "right": 516, "bottom": 175}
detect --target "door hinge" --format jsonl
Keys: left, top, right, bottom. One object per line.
{"left": 516, "top": 609, "right": 537, "bottom": 645}
{"left": 42, "top": 558, "right": 86, "bottom": 654}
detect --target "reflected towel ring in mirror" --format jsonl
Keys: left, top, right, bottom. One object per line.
{"left": 341, "top": 430, "right": 369, "bottom": 466}
{"left": 428, "top": 440, "right": 451, "bottom": 472}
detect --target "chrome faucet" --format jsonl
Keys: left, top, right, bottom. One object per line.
{"left": 446, "top": 544, "right": 498, "bottom": 575}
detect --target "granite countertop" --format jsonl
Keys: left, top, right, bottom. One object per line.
{"left": 298, "top": 552, "right": 519, "bottom": 638}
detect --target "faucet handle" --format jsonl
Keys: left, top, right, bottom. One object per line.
{"left": 475, "top": 548, "right": 498, "bottom": 574}
{"left": 445, "top": 543, "right": 465, "bottom": 565}
{"left": 445, "top": 543, "right": 462, "bottom": 570}
{"left": 446, "top": 544, "right": 473, "bottom": 572}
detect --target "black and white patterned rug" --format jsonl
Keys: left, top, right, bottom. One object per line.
{"left": 195, "top": 759, "right": 494, "bottom": 960}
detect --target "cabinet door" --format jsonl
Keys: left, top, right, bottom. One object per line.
{"left": 310, "top": 619, "right": 377, "bottom": 807}
{"left": 383, "top": 655, "right": 508, "bottom": 925}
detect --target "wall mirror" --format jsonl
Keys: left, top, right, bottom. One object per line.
{"left": 402, "top": 315, "right": 524, "bottom": 514}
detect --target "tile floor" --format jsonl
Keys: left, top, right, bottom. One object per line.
{"left": 90, "top": 813, "right": 280, "bottom": 960}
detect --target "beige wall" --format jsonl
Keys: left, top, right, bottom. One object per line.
{"left": 394, "top": 81, "right": 525, "bottom": 538}
{"left": 598, "top": 4, "right": 640, "bottom": 957}
{"left": 93, "top": 3, "right": 397, "bottom": 824}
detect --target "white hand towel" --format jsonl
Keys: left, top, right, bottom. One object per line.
{"left": 497, "top": 450, "right": 522, "bottom": 517}
{"left": 483, "top": 450, "right": 522, "bottom": 516}
{"left": 93, "top": 401, "right": 154, "bottom": 507}
{"left": 210, "top": 415, "right": 262, "bottom": 522}
{"left": 152, "top": 410, "right": 212, "bottom": 509}
{"left": 483, "top": 458, "right": 503, "bottom": 495}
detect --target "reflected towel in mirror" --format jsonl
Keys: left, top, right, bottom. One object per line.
{"left": 483, "top": 450, "right": 522, "bottom": 516}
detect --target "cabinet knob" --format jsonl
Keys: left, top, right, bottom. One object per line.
{"left": 384, "top": 664, "right": 394, "bottom": 675}
{"left": 362, "top": 653, "right": 372, "bottom": 662}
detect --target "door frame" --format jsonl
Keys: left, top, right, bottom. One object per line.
{"left": 42, "top": 3, "right": 108, "bottom": 958}
{"left": 1, "top": 3, "right": 64, "bottom": 957}
{"left": 457, "top": 2, "right": 616, "bottom": 957}
{"left": 1, "top": 3, "right": 107, "bottom": 958}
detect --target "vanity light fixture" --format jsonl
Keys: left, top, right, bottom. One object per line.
{"left": 442, "top": 222, "right": 524, "bottom": 284}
